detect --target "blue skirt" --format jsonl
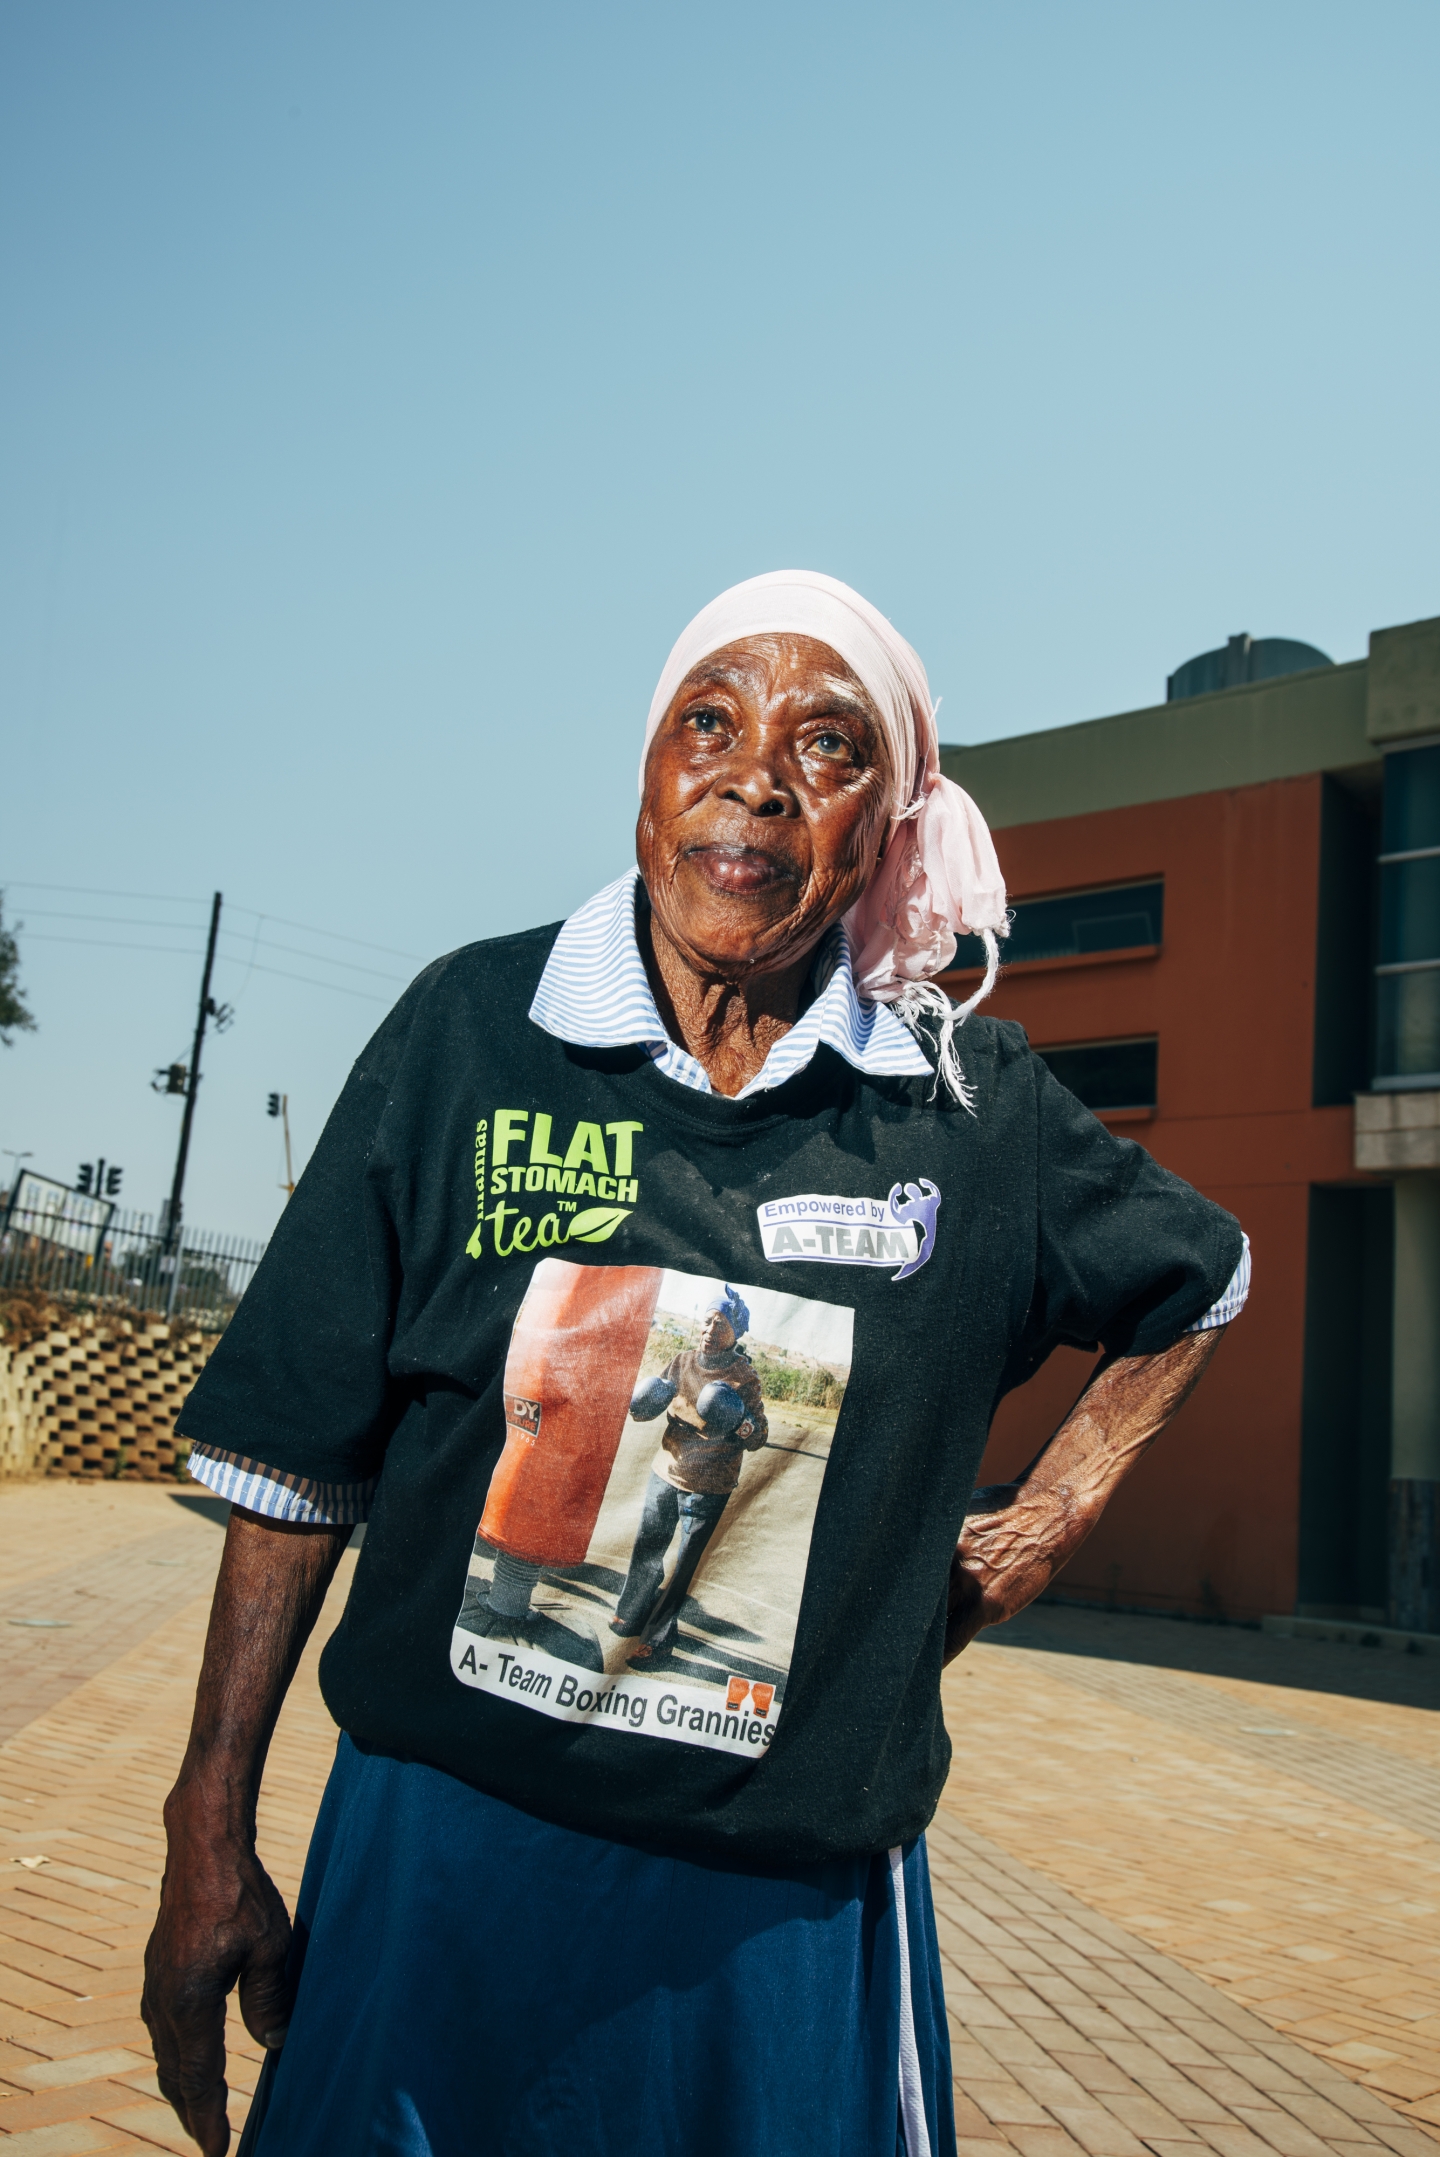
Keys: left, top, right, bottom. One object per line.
{"left": 241, "top": 1736, "right": 953, "bottom": 2157}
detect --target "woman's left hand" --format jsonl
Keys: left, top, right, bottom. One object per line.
{"left": 944, "top": 1483, "right": 1073, "bottom": 1661}
{"left": 942, "top": 1329, "right": 1228, "bottom": 1664}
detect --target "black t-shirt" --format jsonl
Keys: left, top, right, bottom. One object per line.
{"left": 179, "top": 924, "right": 1242, "bottom": 1867}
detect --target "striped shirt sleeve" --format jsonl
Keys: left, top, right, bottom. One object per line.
{"left": 1185, "top": 1234, "right": 1251, "bottom": 1333}
{"left": 185, "top": 1442, "right": 377, "bottom": 1525}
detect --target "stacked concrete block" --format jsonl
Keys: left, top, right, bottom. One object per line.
{"left": 0, "top": 1302, "right": 216, "bottom": 1480}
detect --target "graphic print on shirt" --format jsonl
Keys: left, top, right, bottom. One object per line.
{"left": 464, "top": 1110, "right": 645, "bottom": 1261}
{"left": 756, "top": 1181, "right": 942, "bottom": 1280}
{"left": 451, "top": 1259, "right": 853, "bottom": 1760}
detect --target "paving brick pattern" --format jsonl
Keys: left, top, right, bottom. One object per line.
{"left": 0, "top": 1506, "right": 351, "bottom": 2151}
{"left": 944, "top": 1616, "right": 1440, "bottom": 2140}
{"left": 0, "top": 1491, "right": 230, "bottom": 1746}
{"left": 928, "top": 1813, "right": 1437, "bottom": 2157}
{"left": 975, "top": 1620, "right": 1440, "bottom": 1844}
{"left": 0, "top": 1485, "right": 1434, "bottom": 2153}
{"left": 0, "top": 1488, "right": 224, "bottom": 1606}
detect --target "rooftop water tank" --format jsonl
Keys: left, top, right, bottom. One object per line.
{"left": 1167, "top": 632, "right": 1332, "bottom": 702}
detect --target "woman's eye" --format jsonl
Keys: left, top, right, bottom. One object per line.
{"left": 689, "top": 708, "right": 724, "bottom": 734}
{"left": 813, "top": 730, "right": 854, "bottom": 757}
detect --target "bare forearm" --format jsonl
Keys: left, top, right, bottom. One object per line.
{"left": 999, "top": 1329, "right": 1222, "bottom": 1539}
{"left": 946, "top": 1329, "right": 1225, "bottom": 1661}
{"left": 144, "top": 1506, "right": 351, "bottom": 2154}
{"left": 167, "top": 1508, "right": 350, "bottom": 1835}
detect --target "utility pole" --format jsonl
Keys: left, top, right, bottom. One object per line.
{"left": 163, "top": 891, "right": 222, "bottom": 1264}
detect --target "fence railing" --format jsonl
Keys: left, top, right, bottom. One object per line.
{"left": 0, "top": 1188, "right": 266, "bottom": 1327}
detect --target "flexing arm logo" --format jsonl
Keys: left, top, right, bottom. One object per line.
{"left": 756, "top": 1180, "right": 941, "bottom": 1281}
{"left": 886, "top": 1180, "right": 942, "bottom": 1281}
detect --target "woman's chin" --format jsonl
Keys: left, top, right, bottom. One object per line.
{"left": 666, "top": 907, "right": 806, "bottom": 978}
{"left": 661, "top": 868, "right": 796, "bottom": 939}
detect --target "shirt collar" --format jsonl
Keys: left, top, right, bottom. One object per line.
{"left": 528, "top": 868, "right": 932, "bottom": 1099}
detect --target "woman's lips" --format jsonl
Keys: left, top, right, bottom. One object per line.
{"left": 684, "top": 845, "right": 794, "bottom": 896}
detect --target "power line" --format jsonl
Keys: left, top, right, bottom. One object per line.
{"left": 3, "top": 879, "right": 424, "bottom": 961}
{"left": 18, "top": 908, "right": 210, "bottom": 932}
{"left": 214, "top": 956, "right": 390, "bottom": 1002}
{"left": 227, "top": 907, "right": 424, "bottom": 963}
{"left": 3, "top": 880, "right": 201, "bottom": 905}
{"left": 20, "top": 933, "right": 206, "bottom": 957}
{"left": 215, "top": 928, "right": 408, "bottom": 983}
{"left": 17, "top": 931, "right": 392, "bottom": 1000}
{"left": 14, "top": 909, "right": 409, "bottom": 982}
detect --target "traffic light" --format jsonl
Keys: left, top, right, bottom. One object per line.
{"left": 76, "top": 1162, "right": 122, "bottom": 1199}
{"left": 152, "top": 1064, "right": 188, "bottom": 1096}
{"left": 267, "top": 1093, "right": 281, "bottom": 1118}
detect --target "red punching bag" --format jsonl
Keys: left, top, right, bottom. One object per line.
{"left": 481, "top": 1259, "right": 663, "bottom": 1567}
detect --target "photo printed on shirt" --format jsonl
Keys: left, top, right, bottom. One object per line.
{"left": 450, "top": 1259, "right": 853, "bottom": 1759}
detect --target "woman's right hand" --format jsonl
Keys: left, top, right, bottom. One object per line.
{"left": 140, "top": 1505, "right": 351, "bottom": 2153}
{"left": 142, "top": 1789, "right": 294, "bottom": 2156}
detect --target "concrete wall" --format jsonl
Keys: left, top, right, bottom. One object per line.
{"left": 940, "top": 662, "right": 1371, "bottom": 831}
{"left": 1367, "top": 615, "right": 1440, "bottom": 746}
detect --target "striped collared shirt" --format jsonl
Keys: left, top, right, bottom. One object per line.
{"left": 187, "top": 874, "right": 1248, "bottom": 1522}
{"left": 527, "top": 868, "right": 933, "bottom": 1095}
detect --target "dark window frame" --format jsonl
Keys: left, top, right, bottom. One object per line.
{"left": 1373, "top": 743, "right": 1440, "bottom": 1088}
{"left": 951, "top": 877, "right": 1164, "bottom": 974}
{"left": 1034, "top": 1035, "right": 1159, "bottom": 1114}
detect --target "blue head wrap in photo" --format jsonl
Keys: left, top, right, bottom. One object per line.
{"left": 705, "top": 1284, "right": 749, "bottom": 1339}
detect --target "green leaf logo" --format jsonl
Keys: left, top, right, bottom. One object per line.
{"left": 565, "top": 1206, "right": 631, "bottom": 1244}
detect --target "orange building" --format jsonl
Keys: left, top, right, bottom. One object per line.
{"left": 940, "top": 615, "right": 1440, "bottom": 1635}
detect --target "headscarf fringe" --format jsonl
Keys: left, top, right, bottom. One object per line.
{"left": 889, "top": 929, "right": 1002, "bottom": 1111}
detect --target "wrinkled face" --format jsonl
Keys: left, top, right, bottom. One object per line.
{"left": 638, "top": 633, "right": 893, "bottom": 979}
{"left": 699, "top": 1310, "right": 735, "bottom": 1355}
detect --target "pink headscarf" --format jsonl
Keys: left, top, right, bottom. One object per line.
{"left": 640, "top": 570, "right": 1008, "bottom": 1100}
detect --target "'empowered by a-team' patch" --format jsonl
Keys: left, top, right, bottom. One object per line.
{"left": 756, "top": 1183, "right": 941, "bottom": 1281}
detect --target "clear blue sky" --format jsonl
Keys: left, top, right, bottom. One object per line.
{"left": 3, "top": 1, "right": 1437, "bottom": 1242}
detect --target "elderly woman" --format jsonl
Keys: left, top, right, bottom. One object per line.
{"left": 144, "top": 573, "right": 1246, "bottom": 2157}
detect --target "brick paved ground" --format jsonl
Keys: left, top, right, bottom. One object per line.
{"left": 928, "top": 1816, "right": 1436, "bottom": 2157}
{"left": 0, "top": 1485, "right": 1435, "bottom": 2154}
{"left": 942, "top": 1609, "right": 1440, "bottom": 2143}
{"left": 0, "top": 1489, "right": 347, "bottom": 2152}
{"left": 0, "top": 1488, "right": 234, "bottom": 1746}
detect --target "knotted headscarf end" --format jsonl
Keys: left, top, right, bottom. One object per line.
{"left": 845, "top": 769, "right": 1009, "bottom": 1109}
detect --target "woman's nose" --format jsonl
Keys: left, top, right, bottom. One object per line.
{"left": 717, "top": 746, "right": 797, "bottom": 819}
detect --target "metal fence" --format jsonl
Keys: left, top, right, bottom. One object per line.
{"left": 0, "top": 1183, "right": 266, "bottom": 1328}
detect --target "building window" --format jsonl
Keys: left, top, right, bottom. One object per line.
{"left": 952, "top": 878, "right": 1163, "bottom": 971}
{"left": 1375, "top": 743, "right": 1440, "bottom": 1089}
{"left": 1035, "top": 1037, "right": 1158, "bottom": 1112}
